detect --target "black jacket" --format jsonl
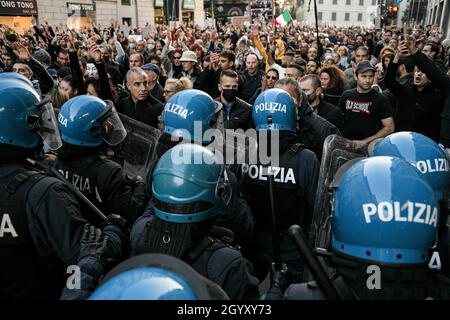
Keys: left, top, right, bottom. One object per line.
{"left": 150, "top": 83, "right": 165, "bottom": 106}
{"left": 28, "top": 57, "right": 54, "bottom": 95}
{"left": 131, "top": 214, "right": 260, "bottom": 300}
{"left": 238, "top": 69, "right": 264, "bottom": 103}
{"left": 117, "top": 95, "right": 163, "bottom": 128}
{"left": 0, "top": 157, "right": 85, "bottom": 299}
{"left": 384, "top": 56, "right": 444, "bottom": 143}
{"left": 55, "top": 149, "right": 146, "bottom": 224}
{"left": 298, "top": 94, "right": 342, "bottom": 160}
{"left": 410, "top": 50, "right": 450, "bottom": 147}
{"left": 314, "top": 99, "right": 344, "bottom": 133}
{"left": 215, "top": 97, "right": 253, "bottom": 130}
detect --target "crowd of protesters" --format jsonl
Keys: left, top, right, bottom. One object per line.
{"left": 1, "top": 20, "right": 449, "bottom": 149}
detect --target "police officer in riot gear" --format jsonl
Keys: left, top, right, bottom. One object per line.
{"left": 243, "top": 88, "right": 320, "bottom": 283}
{"left": 146, "top": 89, "right": 255, "bottom": 247}
{"left": 89, "top": 253, "right": 229, "bottom": 300}
{"left": 0, "top": 77, "right": 122, "bottom": 299}
{"left": 54, "top": 95, "right": 146, "bottom": 226}
{"left": 131, "top": 143, "right": 260, "bottom": 300}
{"left": 284, "top": 156, "right": 448, "bottom": 299}
{"left": 370, "top": 132, "right": 450, "bottom": 277}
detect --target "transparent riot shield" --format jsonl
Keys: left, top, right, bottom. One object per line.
{"left": 310, "top": 135, "right": 367, "bottom": 249}
{"left": 207, "top": 110, "right": 258, "bottom": 181}
{"left": 118, "top": 113, "right": 162, "bottom": 178}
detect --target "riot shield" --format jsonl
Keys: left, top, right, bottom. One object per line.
{"left": 309, "top": 135, "right": 367, "bottom": 249}
{"left": 207, "top": 111, "right": 258, "bottom": 182}
{"left": 118, "top": 113, "right": 162, "bottom": 178}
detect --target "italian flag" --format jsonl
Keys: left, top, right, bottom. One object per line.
{"left": 274, "top": 9, "right": 293, "bottom": 27}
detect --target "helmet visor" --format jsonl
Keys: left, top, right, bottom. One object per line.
{"left": 101, "top": 103, "right": 127, "bottom": 146}
{"left": 36, "top": 100, "right": 63, "bottom": 151}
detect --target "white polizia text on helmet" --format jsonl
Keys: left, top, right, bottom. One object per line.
{"left": 362, "top": 202, "right": 438, "bottom": 227}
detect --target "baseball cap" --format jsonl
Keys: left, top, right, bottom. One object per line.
{"left": 355, "top": 60, "right": 376, "bottom": 75}
{"left": 141, "top": 63, "right": 160, "bottom": 76}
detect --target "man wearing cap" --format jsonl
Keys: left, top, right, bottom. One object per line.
{"left": 142, "top": 63, "right": 164, "bottom": 106}
{"left": 337, "top": 60, "right": 395, "bottom": 150}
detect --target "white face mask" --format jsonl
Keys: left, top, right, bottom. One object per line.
{"left": 86, "top": 63, "right": 98, "bottom": 78}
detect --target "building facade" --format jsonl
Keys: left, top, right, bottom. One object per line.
{"left": 300, "top": 0, "right": 380, "bottom": 27}
{"left": 425, "top": 0, "right": 450, "bottom": 38}
{"left": 0, "top": 0, "right": 205, "bottom": 34}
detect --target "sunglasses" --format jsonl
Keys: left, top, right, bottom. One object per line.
{"left": 173, "top": 56, "right": 181, "bottom": 60}
{"left": 266, "top": 75, "right": 278, "bottom": 80}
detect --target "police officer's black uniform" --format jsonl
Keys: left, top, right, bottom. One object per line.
{"left": 0, "top": 149, "right": 86, "bottom": 299}
{"left": 54, "top": 145, "right": 146, "bottom": 226}
{"left": 131, "top": 212, "right": 260, "bottom": 300}
{"left": 243, "top": 132, "right": 320, "bottom": 282}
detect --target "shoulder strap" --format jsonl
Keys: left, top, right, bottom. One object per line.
{"left": 187, "top": 236, "right": 228, "bottom": 278}
{"left": 3, "top": 169, "right": 45, "bottom": 198}
{"left": 288, "top": 143, "right": 304, "bottom": 157}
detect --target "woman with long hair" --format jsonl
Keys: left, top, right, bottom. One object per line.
{"left": 318, "top": 65, "right": 346, "bottom": 106}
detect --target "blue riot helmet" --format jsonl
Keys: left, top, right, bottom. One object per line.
{"left": 163, "top": 89, "right": 222, "bottom": 144}
{"left": 331, "top": 156, "right": 439, "bottom": 265}
{"left": 0, "top": 78, "right": 62, "bottom": 150}
{"left": 89, "top": 254, "right": 229, "bottom": 300}
{"left": 152, "top": 143, "right": 231, "bottom": 223}
{"left": 370, "top": 132, "right": 449, "bottom": 201}
{"left": 252, "top": 88, "right": 297, "bottom": 132}
{"left": 58, "top": 95, "right": 127, "bottom": 147}
{"left": 0, "top": 72, "right": 33, "bottom": 87}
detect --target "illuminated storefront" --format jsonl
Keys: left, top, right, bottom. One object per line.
{"left": 0, "top": 0, "right": 38, "bottom": 34}
{"left": 182, "top": 0, "right": 195, "bottom": 24}
{"left": 66, "top": 2, "right": 96, "bottom": 29}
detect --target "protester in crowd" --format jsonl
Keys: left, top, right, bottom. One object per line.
{"left": 319, "top": 65, "right": 345, "bottom": 106}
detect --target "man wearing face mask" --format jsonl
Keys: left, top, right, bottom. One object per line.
{"left": 215, "top": 70, "right": 252, "bottom": 130}
{"left": 211, "top": 70, "right": 252, "bottom": 130}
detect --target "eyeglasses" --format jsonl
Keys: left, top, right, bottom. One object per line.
{"left": 173, "top": 56, "right": 181, "bottom": 60}
{"left": 266, "top": 75, "right": 278, "bottom": 80}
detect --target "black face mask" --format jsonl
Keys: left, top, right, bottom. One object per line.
{"left": 222, "top": 89, "right": 237, "bottom": 102}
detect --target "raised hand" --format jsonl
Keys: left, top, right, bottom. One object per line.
{"left": 13, "top": 43, "right": 32, "bottom": 62}
{"left": 89, "top": 43, "right": 102, "bottom": 63}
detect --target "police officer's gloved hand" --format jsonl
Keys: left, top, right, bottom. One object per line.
{"left": 100, "top": 214, "right": 129, "bottom": 264}
{"left": 264, "top": 262, "right": 290, "bottom": 300}
{"left": 79, "top": 224, "right": 109, "bottom": 264}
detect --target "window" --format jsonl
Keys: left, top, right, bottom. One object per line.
{"left": 333, "top": 0, "right": 337, "bottom": 4}
{"left": 358, "top": 13, "right": 362, "bottom": 21}
{"left": 359, "top": 0, "right": 364, "bottom": 5}
{"left": 121, "top": 0, "right": 131, "bottom": 5}
{"left": 331, "top": 12, "right": 337, "bottom": 21}
{"left": 346, "top": 0, "right": 350, "bottom": 5}
{"left": 122, "top": 17, "right": 132, "bottom": 26}
{"left": 318, "top": 12, "right": 323, "bottom": 20}
{"left": 372, "top": 0, "right": 377, "bottom": 5}
{"left": 345, "top": 12, "right": 350, "bottom": 21}
{"left": 318, "top": 0, "right": 323, "bottom": 3}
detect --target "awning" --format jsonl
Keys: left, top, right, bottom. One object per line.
{"left": 0, "top": 0, "right": 38, "bottom": 16}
